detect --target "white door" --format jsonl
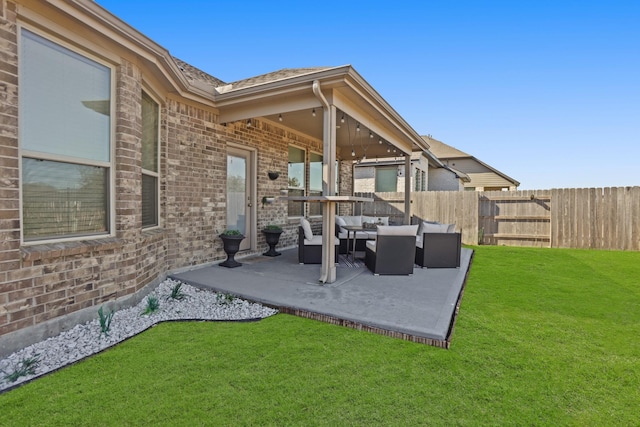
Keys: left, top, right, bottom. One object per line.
{"left": 226, "top": 147, "right": 254, "bottom": 251}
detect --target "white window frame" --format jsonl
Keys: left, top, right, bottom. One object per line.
{"left": 141, "top": 90, "right": 161, "bottom": 229}
{"left": 18, "top": 26, "right": 116, "bottom": 244}
{"left": 308, "top": 150, "right": 323, "bottom": 217}
{"left": 287, "top": 144, "right": 306, "bottom": 218}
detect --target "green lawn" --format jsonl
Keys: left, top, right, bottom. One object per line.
{"left": 1, "top": 246, "right": 639, "bottom": 426}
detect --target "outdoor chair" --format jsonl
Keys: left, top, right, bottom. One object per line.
{"left": 415, "top": 222, "right": 462, "bottom": 268}
{"left": 298, "top": 219, "right": 339, "bottom": 264}
{"left": 364, "top": 224, "right": 418, "bottom": 275}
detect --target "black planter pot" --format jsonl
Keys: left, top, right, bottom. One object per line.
{"left": 262, "top": 229, "right": 283, "bottom": 257}
{"left": 219, "top": 234, "right": 245, "bottom": 267}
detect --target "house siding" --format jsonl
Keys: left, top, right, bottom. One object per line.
{"left": 428, "top": 168, "right": 463, "bottom": 191}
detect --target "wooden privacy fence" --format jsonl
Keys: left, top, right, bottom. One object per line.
{"left": 355, "top": 187, "right": 640, "bottom": 251}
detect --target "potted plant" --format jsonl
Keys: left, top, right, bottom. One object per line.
{"left": 219, "top": 229, "right": 245, "bottom": 268}
{"left": 262, "top": 225, "right": 283, "bottom": 257}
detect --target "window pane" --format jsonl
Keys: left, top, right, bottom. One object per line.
{"left": 142, "top": 174, "right": 158, "bottom": 228}
{"left": 22, "top": 158, "right": 108, "bottom": 240}
{"left": 20, "top": 30, "right": 111, "bottom": 162}
{"left": 288, "top": 146, "right": 305, "bottom": 217}
{"left": 141, "top": 92, "right": 159, "bottom": 172}
{"left": 309, "top": 153, "right": 322, "bottom": 216}
{"left": 309, "top": 152, "right": 322, "bottom": 192}
{"left": 375, "top": 166, "right": 397, "bottom": 192}
{"left": 288, "top": 146, "right": 305, "bottom": 190}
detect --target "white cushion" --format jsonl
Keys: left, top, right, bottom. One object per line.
{"left": 446, "top": 224, "right": 456, "bottom": 233}
{"left": 376, "top": 225, "right": 419, "bottom": 236}
{"left": 342, "top": 216, "right": 363, "bottom": 227}
{"left": 303, "top": 235, "right": 340, "bottom": 246}
{"left": 300, "top": 218, "right": 313, "bottom": 240}
{"left": 365, "top": 231, "right": 377, "bottom": 239}
{"left": 421, "top": 222, "right": 450, "bottom": 233}
{"left": 336, "top": 216, "right": 347, "bottom": 227}
{"left": 417, "top": 220, "right": 439, "bottom": 235}
{"left": 416, "top": 235, "right": 423, "bottom": 248}
{"left": 365, "top": 239, "right": 377, "bottom": 252}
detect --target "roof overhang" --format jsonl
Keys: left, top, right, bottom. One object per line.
{"left": 216, "top": 66, "right": 429, "bottom": 159}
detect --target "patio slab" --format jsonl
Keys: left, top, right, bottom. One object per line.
{"left": 170, "top": 247, "right": 474, "bottom": 348}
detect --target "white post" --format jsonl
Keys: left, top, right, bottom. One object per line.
{"left": 404, "top": 154, "right": 411, "bottom": 225}
{"left": 319, "top": 104, "right": 337, "bottom": 283}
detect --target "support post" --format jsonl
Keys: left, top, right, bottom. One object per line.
{"left": 404, "top": 154, "right": 412, "bottom": 225}
{"left": 314, "top": 83, "right": 337, "bottom": 283}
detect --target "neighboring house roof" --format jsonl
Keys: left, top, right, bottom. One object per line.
{"left": 422, "top": 136, "right": 520, "bottom": 188}
{"left": 424, "top": 138, "right": 469, "bottom": 159}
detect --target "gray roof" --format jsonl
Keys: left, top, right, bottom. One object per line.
{"left": 173, "top": 57, "right": 226, "bottom": 88}
{"left": 225, "top": 67, "right": 332, "bottom": 90}
{"left": 171, "top": 60, "right": 333, "bottom": 95}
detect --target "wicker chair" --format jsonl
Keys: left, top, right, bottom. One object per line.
{"left": 364, "top": 225, "right": 418, "bottom": 275}
{"left": 298, "top": 225, "right": 339, "bottom": 264}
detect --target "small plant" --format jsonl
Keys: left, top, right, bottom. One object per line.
{"left": 141, "top": 296, "right": 160, "bottom": 315}
{"left": 263, "top": 224, "right": 282, "bottom": 231}
{"left": 478, "top": 227, "right": 485, "bottom": 245}
{"left": 216, "top": 293, "right": 235, "bottom": 305}
{"left": 98, "top": 305, "right": 114, "bottom": 335}
{"left": 167, "top": 282, "right": 186, "bottom": 301}
{"left": 221, "top": 229, "right": 242, "bottom": 236}
{"left": 2, "top": 354, "right": 40, "bottom": 383}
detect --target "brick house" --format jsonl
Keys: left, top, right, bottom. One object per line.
{"left": 0, "top": 0, "right": 431, "bottom": 355}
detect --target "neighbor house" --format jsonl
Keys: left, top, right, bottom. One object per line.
{"left": 0, "top": 0, "right": 432, "bottom": 354}
{"left": 423, "top": 136, "right": 520, "bottom": 191}
{"left": 353, "top": 151, "right": 469, "bottom": 192}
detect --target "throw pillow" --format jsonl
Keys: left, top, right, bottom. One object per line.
{"left": 300, "top": 218, "right": 313, "bottom": 240}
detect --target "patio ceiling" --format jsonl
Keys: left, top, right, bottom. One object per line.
{"left": 215, "top": 66, "right": 430, "bottom": 160}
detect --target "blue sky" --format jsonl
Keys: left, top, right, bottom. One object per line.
{"left": 97, "top": 1, "right": 639, "bottom": 190}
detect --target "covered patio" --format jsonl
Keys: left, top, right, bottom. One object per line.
{"left": 216, "top": 66, "right": 441, "bottom": 284}
{"left": 171, "top": 247, "right": 474, "bottom": 348}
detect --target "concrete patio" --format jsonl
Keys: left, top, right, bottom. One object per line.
{"left": 171, "top": 247, "right": 474, "bottom": 348}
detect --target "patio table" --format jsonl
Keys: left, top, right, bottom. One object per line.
{"left": 343, "top": 225, "right": 364, "bottom": 263}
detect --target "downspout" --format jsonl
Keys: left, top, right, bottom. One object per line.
{"left": 312, "top": 80, "right": 337, "bottom": 283}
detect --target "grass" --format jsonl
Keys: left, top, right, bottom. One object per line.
{"left": 1, "top": 246, "right": 639, "bottom": 425}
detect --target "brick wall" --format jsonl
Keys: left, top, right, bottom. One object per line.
{"left": 0, "top": 1, "right": 342, "bottom": 354}
{"left": 0, "top": 1, "right": 21, "bottom": 336}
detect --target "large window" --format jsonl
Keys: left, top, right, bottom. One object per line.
{"left": 141, "top": 91, "right": 159, "bottom": 228}
{"left": 287, "top": 146, "right": 305, "bottom": 217}
{"left": 308, "top": 152, "right": 323, "bottom": 216}
{"left": 20, "top": 29, "right": 111, "bottom": 241}
{"left": 375, "top": 166, "right": 398, "bottom": 192}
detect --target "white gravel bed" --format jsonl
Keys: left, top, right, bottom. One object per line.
{"left": 0, "top": 278, "right": 278, "bottom": 392}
